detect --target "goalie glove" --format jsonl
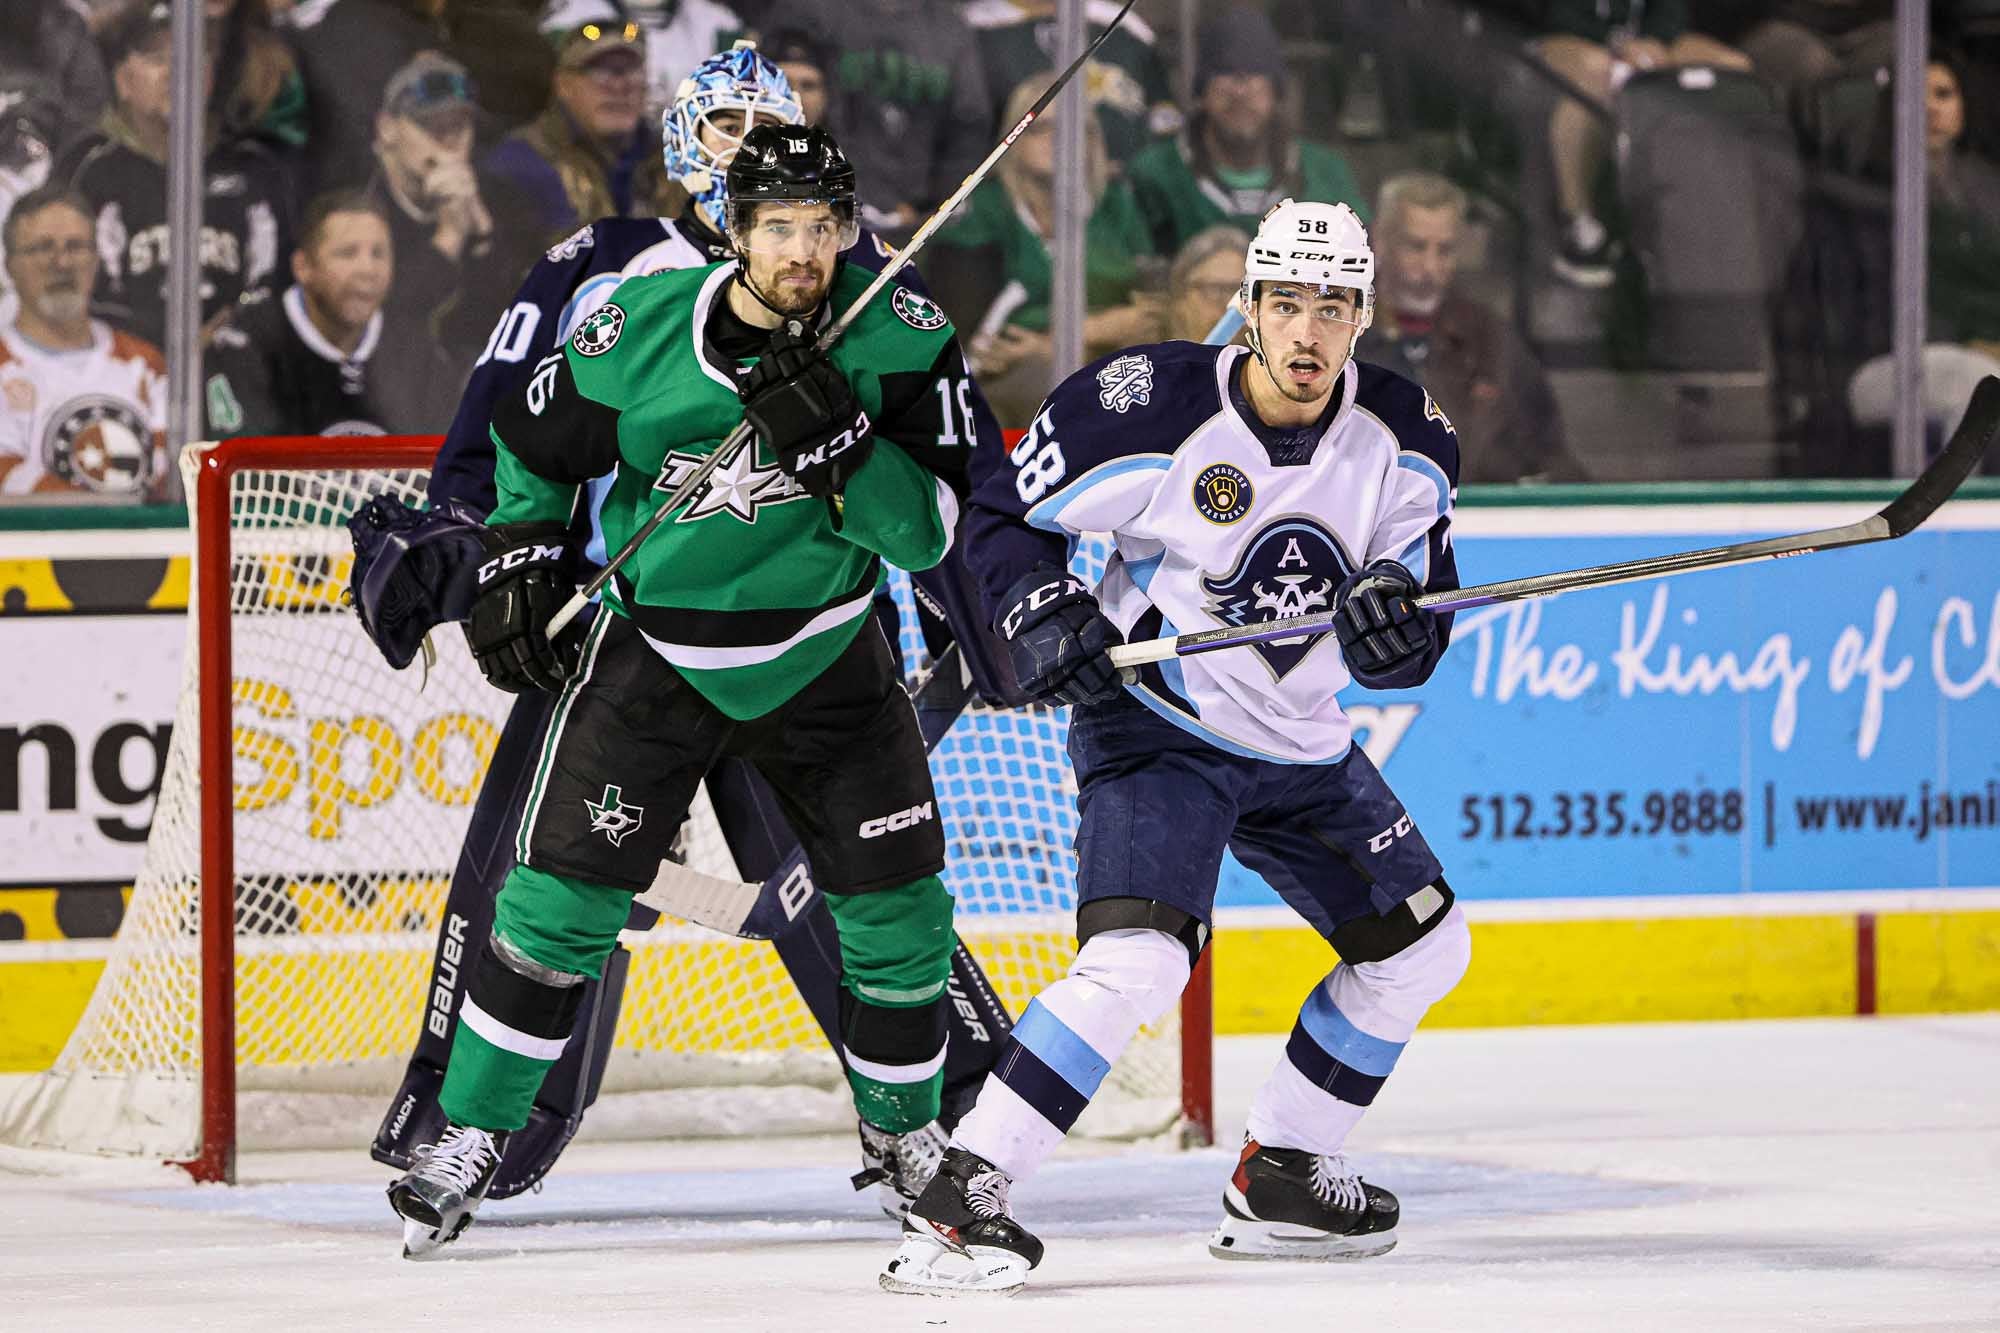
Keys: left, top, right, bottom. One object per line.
{"left": 1331, "top": 559, "right": 1439, "bottom": 690}
{"left": 995, "top": 567, "right": 1125, "bottom": 707}
{"left": 463, "top": 522, "right": 581, "bottom": 693}
{"left": 739, "top": 319, "right": 875, "bottom": 497}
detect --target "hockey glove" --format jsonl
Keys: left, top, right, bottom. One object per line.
{"left": 1331, "top": 559, "right": 1439, "bottom": 689}
{"left": 463, "top": 522, "right": 581, "bottom": 693}
{"left": 996, "top": 567, "right": 1126, "bottom": 707}
{"left": 347, "top": 496, "right": 487, "bottom": 670}
{"left": 739, "top": 320, "right": 875, "bottom": 497}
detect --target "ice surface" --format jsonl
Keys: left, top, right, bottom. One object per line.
{"left": 7, "top": 1016, "right": 1998, "bottom": 1332}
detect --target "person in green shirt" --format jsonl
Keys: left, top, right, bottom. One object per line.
{"left": 931, "top": 72, "right": 1163, "bottom": 424}
{"left": 1124, "top": 6, "right": 1368, "bottom": 258}
{"left": 387, "top": 124, "right": 979, "bottom": 1258}
{"left": 961, "top": 0, "right": 1183, "bottom": 166}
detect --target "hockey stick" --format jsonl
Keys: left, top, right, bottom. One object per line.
{"left": 1111, "top": 375, "right": 2000, "bottom": 669}
{"left": 544, "top": 0, "right": 1147, "bottom": 641}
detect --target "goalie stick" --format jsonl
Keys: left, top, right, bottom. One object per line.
{"left": 1111, "top": 375, "right": 2000, "bottom": 670}
{"left": 542, "top": 0, "right": 1146, "bottom": 641}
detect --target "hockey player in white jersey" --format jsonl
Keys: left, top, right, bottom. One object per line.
{"left": 880, "top": 200, "right": 1473, "bottom": 1295}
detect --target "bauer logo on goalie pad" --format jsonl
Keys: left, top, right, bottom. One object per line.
{"left": 586, "top": 784, "right": 645, "bottom": 846}
{"left": 1096, "top": 353, "right": 1153, "bottom": 413}
{"left": 892, "top": 286, "right": 948, "bottom": 331}
{"left": 571, "top": 303, "right": 624, "bottom": 356}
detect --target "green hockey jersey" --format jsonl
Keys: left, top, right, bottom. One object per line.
{"left": 487, "top": 260, "right": 975, "bottom": 719}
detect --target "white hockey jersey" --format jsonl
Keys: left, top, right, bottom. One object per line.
{"left": 965, "top": 341, "right": 1460, "bottom": 764}
{"left": 0, "top": 320, "right": 168, "bottom": 499}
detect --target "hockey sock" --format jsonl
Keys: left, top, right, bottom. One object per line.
{"left": 1246, "top": 905, "right": 1471, "bottom": 1155}
{"left": 953, "top": 927, "right": 1189, "bottom": 1180}
{"left": 439, "top": 864, "right": 632, "bottom": 1132}
{"left": 824, "top": 875, "right": 956, "bottom": 1132}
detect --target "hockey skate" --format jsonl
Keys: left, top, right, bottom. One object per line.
{"left": 1209, "top": 1139, "right": 1399, "bottom": 1261}
{"left": 386, "top": 1123, "right": 508, "bottom": 1259}
{"left": 880, "top": 1147, "right": 1043, "bottom": 1296}
{"left": 851, "top": 1118, "right": 948, "bottom": 1219}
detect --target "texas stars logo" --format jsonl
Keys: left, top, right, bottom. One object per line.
{"left": 1200, "top": 517, "right": 1356, "bottom": 680}
{"left": 586, "top": 784, "right": 644, "bottom": 847}
{"left": 571, "top": 303, "right": 624, "bottom": 356}
{"left": 892, "top": 286, "right": 948, "bottom": 331}
{"left": 46, "top": 396, "right": 155, "bottom": 496}
{"left": 655, "top": 444, "right": 812, "bottom": 523}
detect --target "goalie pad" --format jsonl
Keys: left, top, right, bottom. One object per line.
{"left": 347, "top": 496, "right": 488, "bottom": 670}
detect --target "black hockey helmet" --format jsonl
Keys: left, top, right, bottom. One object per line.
{"left": 723, "top": 123, "right": 858, "bottom": 243}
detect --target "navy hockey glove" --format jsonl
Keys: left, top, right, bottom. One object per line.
{"left": 739, "top": 320, "right": 875, "bottom": 497}
{"left": 347, "top": 496, "right": 487, "bottom": 670}
{"left": 1331, "top": 559, "right": 1438, "bottom": 689}
{"left": 463, "top": 522, "right": 581, "bottom": 693}
{"left": 996, "top": 567, "right": 1126, "bottom": 707}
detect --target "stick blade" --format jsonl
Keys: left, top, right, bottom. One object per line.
{"left": 1879, "top": 375, "right": 2000, "bottom": 538}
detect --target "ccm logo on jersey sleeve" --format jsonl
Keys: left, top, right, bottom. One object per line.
{"left": 859, "top": 801, "right": 936, "bottom": 839}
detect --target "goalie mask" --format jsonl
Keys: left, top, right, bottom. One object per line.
{"left": 1238, "top": 198, "right": 1374, "bottom": 382}
{"left": 663, "top": 41, "right": 804, "bottom": 233}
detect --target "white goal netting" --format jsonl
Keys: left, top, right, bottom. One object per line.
{"left": 1, "top": 447, "right": 1184, "bottom": 1163}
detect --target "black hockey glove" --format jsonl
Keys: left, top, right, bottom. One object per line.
{"left": 739, "top": 320, "right": 875, "bottom": 497}
{"left": 1331, "top": 559, "right": 1439, "bottom": 690}
{"left": 463, "top": 522, "right": 581, "bottom": 694}
{"left": 996, "top": 567, "right": 1126, "bottom": 707}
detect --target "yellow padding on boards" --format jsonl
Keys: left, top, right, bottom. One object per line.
{"left": 0, "top": 960, "right": 103, "bottom": 1071}
{"left": 1880, "top": 911, "right": 2000, "bottom": 1014}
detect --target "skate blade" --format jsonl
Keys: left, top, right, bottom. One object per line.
{"left": 395, "top": 1204, "right": 470, "bottom": 1261}
{"left": 1207, "top": 1216, "right": 1398, "bottom": 1262}
{"left": 879, "top": 1233, "right": 1028, "bottom": 1297}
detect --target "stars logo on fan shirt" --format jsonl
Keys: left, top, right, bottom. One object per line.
{"left": 892, "top": 286, "right": 948, "bottom": 331}
{"left": 1200, "top": 517, "right": 1355, "bottom": 680}
{"left": 1096, "top": 353, "right": 1153, "bottom": 413}
{"left": 46, "top": 397, "right": 155, "bottom": 496}
{"left": 571, "top": 303, "right": 624, "bottom": 356}
{"left": 586, "top": 784, "right": 644, "bottom": 847}
{"left": 654, "top": 444, "right": 812, "bottom": 523}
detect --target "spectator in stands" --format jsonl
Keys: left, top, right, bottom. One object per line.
{"left": 963, "top": 0, "right": 1182, "bottom": 167}
{"left": 206, "top": 190, "right": 444, "bottom": 436}
{"left": 1125, "top": 6, "right": 1368, "bottom": 257}
{"left": 752, "top": 0, "right": 992, "bottom": 241}
{"left": 0, "top": 186, "right": 168, "bottom": 501}
{"left": 57, "top": 1, "right": 290, "bottom": 349}
{"left": 485, "top": 21, "right": 670, "bottom": 232}
{"left": 1369, "top": 170, "right": 1585, "bottom": 483}
{"left": 1713, "top": 3, "right": 1895, "bottom": 103}
{"left": 1849, "top": 51, "right": 2000, "bottom": 448}
{"left": 1532, "top": 0, "right": 1751, "bottom": 287}
{"left": 759, "top": 25, "right": 833, "bottom": 126}
{"left": 366, "top": 51, "right": 538, "bottom": 376}
{"left": 209, "top": 0, "right": 310, "bottom": 150}
{"left": 1164, "top": 224, "right": 1247, "bottom": 344}
{"left": 0, "top": 88, "right": 57, "bottom": 304}
{"left": 929, "top": 73, "right": 1162, "bottom": 426}
{"left": 542, "top": 0, "right": 747, "bottom": 121}
{"left": 0, "top": 1, "right": 112, "bottom": 157}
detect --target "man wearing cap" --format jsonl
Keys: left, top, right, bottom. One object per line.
{"left": 366, "top": 51, "right": 538, "bottom": 381}
{"left": 484, "top": 21, "right": 670, "bottom": 234}
{"left": 55, "top": 0, "right": 290, "bottom": 349}
{"left": 1124, "top": 6, "right": 1367, "bottom": 257}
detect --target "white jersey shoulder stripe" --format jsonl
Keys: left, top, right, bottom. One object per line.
{"left": 1024, "top": 453, "right": 1173, "bottom": 532}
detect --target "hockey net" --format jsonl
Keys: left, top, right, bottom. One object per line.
{"left": 1, "top": 437, "right": 1210, "bottom": 1178}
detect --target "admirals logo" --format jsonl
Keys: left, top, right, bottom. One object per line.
{"left": 1096, "top": 353, "right": 1153, "bottom": 413}
{"left": 572, "top": 303, "right": 624, "bottom": 356}
{"left": 546, "top": 224, "right": 596, "bottom": 263}
{"left": 892, "top": 286, "right": 948, "bottom": 331}
{"left": 45, "top": 397, "right": 155, "bottom": 496}
{"left": 1193, "top": 462, "right": 1253, "bottom": 524}
{"left": 1200, "top": 517, "right": 1355, "bottom": 680}
{"left": 1423, "top": 390, "right": 1456, "bottom": 435}
{"left": 586, "top": 784, "right": 644, "bottom": 847}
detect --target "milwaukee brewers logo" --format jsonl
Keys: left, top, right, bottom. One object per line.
{"left": 571, "top": 303, "right": 624, "bottom": 356}
{"left": 1193, "top": 462, "right": 1253, "bottom": 524}
{"left": 1200, "top": 517, "right": 1355, "bottom": 680}
{"left": 45, "top": 396, "right": 155, "bottom": 496}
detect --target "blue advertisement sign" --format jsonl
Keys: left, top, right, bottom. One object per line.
{"left": 1209, "top": 513, "right": 2000, "bottom": 906}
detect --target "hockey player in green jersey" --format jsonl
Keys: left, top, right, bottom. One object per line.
{"left": 388, "top": 124, "right": 978, "bottom": 1258}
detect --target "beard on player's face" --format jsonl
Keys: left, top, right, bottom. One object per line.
{"left": 752, "top": 256, "right": 833, "bottom": 314}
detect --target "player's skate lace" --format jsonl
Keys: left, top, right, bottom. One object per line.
{"left": 1308, "top": 1152, "right": 1366, "bottom": 1213}
{"left": 963, "top": 1166, "right": 1012, "bottom": 1219}
{"left": 419, "top": 1125, "right": 497, "bottom": 1194}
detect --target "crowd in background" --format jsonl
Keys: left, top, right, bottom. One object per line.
{"left": 0, "top": 0, "right": 1996, "bottom": 504}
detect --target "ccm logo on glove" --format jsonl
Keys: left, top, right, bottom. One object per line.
{"left": 477, "top": 542, "right": 568, "bottom": 584}
{"left": 999, "top": 574, "right": 1086, "bottom": 639}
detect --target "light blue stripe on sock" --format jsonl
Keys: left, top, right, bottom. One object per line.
{"left": 1298, "top": 982, "right": 1406, "bottom": 1077}
{"left": 1012, "top": 999, "right": 1113, "bottom": 1098}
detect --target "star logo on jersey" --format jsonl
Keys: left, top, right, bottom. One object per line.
{"left": 1096, "top": 353, "right": 1153, "bottom": 413}
{"left": 571, "top": 303, "right": 624, "bottom": 356}
{"left": 1193, "top": 462, "right": 1254, "bottom": 524}
{"left": 654, "top": 444, "right": 812, "bottom": 524}
{"left": 586, "top": 784, "right": 644, "bottom": 847}
{"left": 1200, "top": 517, "right": 1357, "bottom": 680}
{"left": 45, "top": 396, "right": 155, "bottom": 497}
{"left": 892, "top": 286, "right": 948, "bottom": 331}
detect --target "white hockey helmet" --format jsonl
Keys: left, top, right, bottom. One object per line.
{"left": 1238, "top": 198, "right": 1375, "bottom": 348}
